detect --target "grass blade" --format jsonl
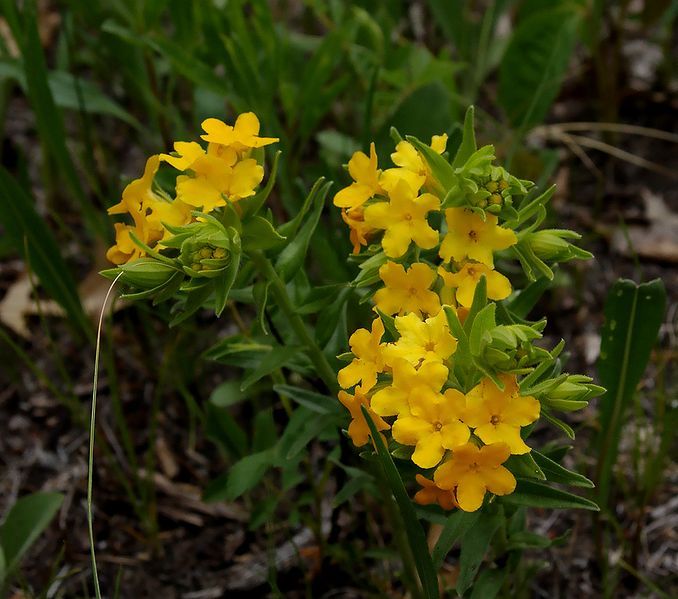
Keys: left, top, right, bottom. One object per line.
{"left": 0, "top": 166, "right": 91, "bottom": 338}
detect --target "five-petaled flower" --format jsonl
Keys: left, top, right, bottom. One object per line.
{"left": 338, "top": 318, "right": 386, "bottom": 392}
{"left": 333, "top": 143, "right": 384, "bottom": 211}
{"left": 201, "top": 112, "right": 279, "bottom": 152}
{"left": 338, "top": 385, "right": 390, "bottom": 447}
{"left": 374, "top": 262, "right": 441, "bottom": 317}
{"left": 364, "top": 180, "right": 440, "bottom": 258}
{"left": 392, "top": 388, "right": 469, "bottom": 468}
{"left": 385, "top": 311, "right": 457, "bottom": 366}
{"left": 414, "top": 474, "right": 458, "bottom": 511}
{"left": 464, "top": 375, "right": 540, "bottom": 454}
{"left": 438, "top": 262, "right": 512, "bottom": 308}
{"left": 370, "top": 358, "right": 448, "bottom": 417}
{"left": 440, "top": 208, "right": 517, "bottom": 267}
{"left": 434, "top": 442, "right": 516, "bottom": 512}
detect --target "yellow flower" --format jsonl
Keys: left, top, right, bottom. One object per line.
{"left": 430, "top": 134, "right": 448, "bottom": 154}
{"left": 176, "top": 159, "right": 264, "bottom": 212}
{"left": 108, "top": 155, "right": 161, "bottom": 226}
{"left": 107, "top": 155, "right": 166, "bottom": 264}
{"left": 434, "top": 442, "right": 516, "bottom": 512}
{"left": 379, "top": 167, "right": 425, "bottom": 195}
{"left": 338, "top": 318, "right": 385, "bottom": 392}
{"left": 414, "top": 474, "right": 458, "bottom": 511}
{"left": 386, "top": 135, "right": 447, "bottom": 189}
{"left": 363, "top": 180, "right": 440, "bottom": 258}
{"left": 392, "top": 388, "right": 469, "bottom": 468}
{"left": 374, "top": 262, "right": 441, "bottom": 317}
{"left": 438, "top": 263, "right": 511, "bottom": 308}
{"left": 439, "top": 208, "right": 517, "bottom": 267}
{"left": 464, "top": 375, "right": 540, "bottom": 455}
{"left": 385, "top": 311, "right": 457, "bottom": 366}
{"left": 200, "top": 112, "right": 279, "bottom": 152}
{"left": 338, "top": 385, "right": 390, "bottom": 447}
{"left": 370, "top": 358, "right": 448, "bottom": 417}
{"left": 106, "top": 221, "right": 159, "bottom": 265}
{"left": 147, "top": 198, "right": 193, "bottom": 241}
{"left": 333, "top": 143, "right": 384, "bottom": 211}
{"left": 341, "top": 207, "right": 373, "bottom": 254}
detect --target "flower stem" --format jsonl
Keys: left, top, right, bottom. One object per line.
{"left": 249, "top": 250, "right": 340, "bottom": 395}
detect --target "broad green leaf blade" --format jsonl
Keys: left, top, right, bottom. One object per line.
{"left": 0, "top": 166, "right": 91, "bottom": 338}
{"left": 241, "top": 216, "right": 286, "bottom": 252}
{"left": 532, "top": 450, "right": 594, "bottom": 488}
{"left": 0, "top": 492, "right": 63, "bottom": 578}
{"left": 596, "top": 278, "right": 666, "bottom": 506}
{"left": 498, "top": 8, "right": 580, "bottom": 129}
{"left": 501, "top": 479, "right": 599, "bottom": 511}
{"left": 431, "top": 510, "right": 480, "bottom": 570}
{"left": 456, "top": 507, "right": 502, "bottom": 595}
{"left": 362, "top": 407, "right": 439, "bottom": 599}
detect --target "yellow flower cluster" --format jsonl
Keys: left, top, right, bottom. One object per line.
{"left": 334, "top": 137, "right": 541, "bottom": 512}
{"left": 107, "top": 113, "right": 278, "bottom": 265}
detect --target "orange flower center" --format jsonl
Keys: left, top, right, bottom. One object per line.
{"left": 424, "top": 341, "right": 436, "bottom": 352}
{"left": 408, "top": 287, "right": 418, "bottom": 296}
{"left": 404, "top": 213, "right": 413, "bottom": 221}
{"left": 490, "top": 414, "right": 501, "bottom": 425}
{"left": 433, "top": 421, "right": 443, "bottom": 431}
{"left": 468, "top": 230, "right": 478, "bottom": 241}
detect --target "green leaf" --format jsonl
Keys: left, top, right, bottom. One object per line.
{"left": 362, "top": 407, "right": 439, "bottom": 599}
{"left": 275, "top": 180, "right": 330, "bottom": 282}
{"left": 407, "top": 136, "right": 456, "bottom": 191}
{"left": 0, "top": 492, "right": 63, "bottom": 580}
{"left": 205, "top": 449, "right": 275, "bottom": 502}
{"left": 456, "top": 507, "right": 502, "bottom": 595}
{"left": 273, "top": 384, "right": 340, "bottom": 415}
{"left": 242, "top": 215, "right": 286, "bottom": 251}
{"left": 501, "top": 479, "right": 599, "bottom": 511}
{"left": 253, "top": 280, "right": 270, "bottom": 334}
{"left": 541, "top": 410, "right": 575, "bottom": 440}
{"left": 463, "top": 275, "right": 488, "bottom": 337}
{"left": 214, "top": 245, "right": 241, "bottom": 318}
{"left": 0, "top": 166, "right": 90, "bottom": 338}
{"left": 596, "top": 278, "right": 666, "bottom": 506}
{"left": 240, "top": 151, "right": 281, "bottom": 218}
{"left": 532, "top": 450, "right": 594, "bottom": 488}
{"left": 431, "top": 510, "right": 480, "bottom": 569}
{"left": 469, "top": 566, "right": 507, "bottom": 599}
{"left": 506, "top": 453, "right": 546, "bottom": 481}
{"left": 205, "top": 402, "right": 248, "bottom": 458}
{"left": 452, "top": 105, "right": 477, "bottom": 168}
{"left": 498, "top": 8, "right": 580, "bottom": 128}
{"left": 469, "top": 303, "right": 497, "bottom": 356}
{"left": 210, "top": 381, "right": 249, "bottom": 408}
{"left": 240, "top": 346, "right": 302, "bottom": 391}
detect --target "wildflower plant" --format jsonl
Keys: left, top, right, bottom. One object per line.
{"left": 100, "top": 107, "right": 604, "bottom": 597}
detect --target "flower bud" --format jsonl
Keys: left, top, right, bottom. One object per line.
{"left": 522, "top": 229, "right": 592, "bottom": 262}
{"left": 103, "top": 258, "right": 179, "bottom": 289}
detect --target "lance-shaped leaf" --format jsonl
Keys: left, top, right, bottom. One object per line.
{"left": 595, "top": 278, "right": 666, "bottom": 507}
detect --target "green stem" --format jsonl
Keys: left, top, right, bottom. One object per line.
{"left": 375, "top": 466, "right": 426, "bottom": 599}
{"left": 249, "top": 250, "right": 339, "bottom": 394}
